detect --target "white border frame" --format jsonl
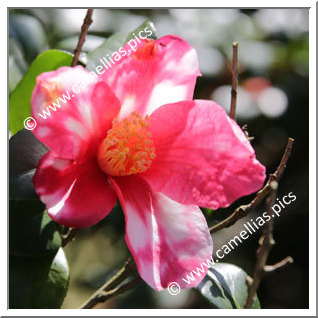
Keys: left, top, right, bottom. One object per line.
{"left": 2, "top": 1, "right": 316, "bottom": 316}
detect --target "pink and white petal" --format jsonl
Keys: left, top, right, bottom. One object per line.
{"left": 31, "top": 66, "right": 120, "bottom": 160}
{"left": 101, "top": 35, "right": 200, "bottom": 119}
{"left": 33, "top": 151, "right": 117, "bottom": 228}
{"left": 142, "top": 100, "right": 266, "bottom": 209}
{"left": 110, "top": 175, "right": 213, "bottom": 290}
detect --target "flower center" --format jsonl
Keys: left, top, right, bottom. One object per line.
{"left": 97, "top": 112, "right": 156, "bottom": 176}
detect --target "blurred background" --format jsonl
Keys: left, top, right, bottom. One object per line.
{"left": 9, "top": 8, "right": 309, "bottom": 309}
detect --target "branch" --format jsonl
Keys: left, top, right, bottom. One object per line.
{"left": 244, "top": 179, "right": 277, "bottom": 308}
{"left": 230, "top": 42, "right": 238, "bottom": 120}
{"left": 210, "top": 138, "right": 294, "bottom": 234}
{"left": 80, "top": 257, "right": 138, "bottom": 309}
{"left": 99, "top": 257, "right": 137, "bottom": 291}
{"left": 245, "top": 180, "right": 293, "bottom": 308}
{"left": 61, "top": 228, "right": 79, "bottom": 247}
{"left": 263, "top": 256, "right": 294, "bottom": 274}
{"left": 71, "top": 9, "right": 94, "bottom": 67}
{"left": 81, "top": 276, "right": 140, "bottom": 309}
{"left": 244, "top": 138, "right": 294, "bottom": 308}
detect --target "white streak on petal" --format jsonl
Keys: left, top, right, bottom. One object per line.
{"left": 150, "top": 207, "right": 161, "bottom": 288}
{"left": 65, "top": 118, "right": 86, "bottom": 138}
{"left": 125, "top": 203, "right": 148, "bottom": 251}
{"left": 180, "top": 49, "right": 199, "bottom": 73}
{"left": 52, "top": 158, "right": 70, "bottom": 171}
{"left": 119, "top": 95, "right": 136, "bottom": 119}
{"left": 49, "top": 179, "right": 77, "bottom": 216}
{"left": 147, "top": 81, "right": 187, "bottom": 114}
{"left": 165, "top": 49, "right": 198, "bottom": 74}
{"left": 78, "top": 102, "right": 93, "bottom": 130}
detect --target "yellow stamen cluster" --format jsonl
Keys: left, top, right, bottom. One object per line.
{"left": 97, "top": 112, "right": 156, "bottom": 176}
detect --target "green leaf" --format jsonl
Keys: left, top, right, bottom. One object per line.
{"left": 9, "top": 200, "right": 61, "bottom": 257}
{"left": 9, "top": 249, "right": 69, "bottom": 309}
{"left": 9, "top": 129, "right": 48, "bottom": 199}
{"left": 9, "top": 199, "right": 68, "bottom": 308}
{"left": 86, "top": 20, "right": 157, "bottom": 71}
{"left": 125, "top": 20, "right": 157, "bottom": 43}
{"left": 201, "top": 207, "right": 215, "bottom": 215}
{"left": 9, "top": 49, "right": 73, "bottom": 135}
{"left": 195, "top": 263, "right": 261, "bottom": 309}
{"left": 86, "top": 31, "right": 128, "bottom": 71}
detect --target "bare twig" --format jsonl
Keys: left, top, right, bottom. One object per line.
{"left": 263, "top": 256, "right": 294, "bottom": 274}
{"left": 241, "top": 124, "right": 255, "bottom": 141}
{"left": 99, "top": 258, "right": 137, "bottom": 291}
{"left": 71, "top": 9, "right": 94, "bottom": 67}
{"left": 81, "top": 276, "right": 140, "bottom": 309}
{"left": 245, "top": 182, "right": 293, "bottom": 308}
{"left": 245, "top": 180, "right": 277, "bottom": 308}
{"left": 61, "top": 228, "right": 79, "bottom": 247}
{"left": 209, "top": 138, "right": 294, "bottom": 234}
{"left": 230, "top": 42, "right": 238, "bottom": 120}
{"left": 80, "top": 257, "right": 138, "bottom": 309}
{"left": 244, "top": 139, "right": 294, "bottom": 308}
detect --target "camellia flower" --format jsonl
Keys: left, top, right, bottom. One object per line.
{"left": 31, "top": 35, "right": 266, "bottom": 291}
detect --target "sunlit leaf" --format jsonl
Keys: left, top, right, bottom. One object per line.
{"left": 195, "top": 263, "right": 261, "bottom": 309}
{"left": 9, "top": 50, "right": 73, "bottom": 134}
{"left": 86, "top": 20, "right": 157, "bottom": 71}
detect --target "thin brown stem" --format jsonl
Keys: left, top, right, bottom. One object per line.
{"left": 80, "top": 257, "right": 138, "bottom": 309}
{"left": 209, "top": 138, "right": 294, "bottom": 234}
{"left": 100, "top": 258, "right": 137, "bottom": 291}
{"left": 244, "top": 181, "right": 277, "bottom": 308}
{"left": 244, "top": 139, "right": 294, "bottom": 308}
{"left": 245, "top": 191, "right": 293, "bottom": 308}
{"left": 81, "top": 276, "right": 140, "bottom": 309}
{"left": 263, "top": 256, "right": 293, "bottom": 274}
{"left": 61, "top": 228, "right": 79, "bottom": 247}
{"left": 71, "top": 9, "right": 93, "bottom": 67}
{"left": 230, "top": 42, "right": 238, "bottom": 120}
